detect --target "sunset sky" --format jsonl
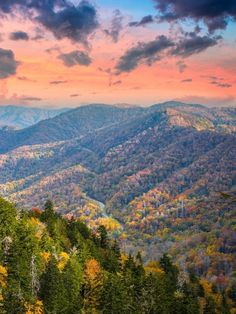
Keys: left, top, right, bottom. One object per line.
{"left": 0, "top": 0, "right": 236, "bottom": 108}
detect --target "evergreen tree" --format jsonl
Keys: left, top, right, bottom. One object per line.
{"left": 40, "top": 257, "right": 68, "bottom": 313}
{"left": 0, "top": 198, "right": 17, "bottom": 261}
{"left": 97, "top": 225, "right": 108, "bottom": 249}
{"left": 0, "top": 197, "right": 233, "bottom": 313}
{"left": 160, "top": 253, "right": 179, "bottom": 292}
{"left": 100, "top": 274, "right": 127, "bottom": 313}
{"left": 141, "top": 273, "right": 172, "bottom": 314}
{"left": 174, "top": 282, "right": 200, "bottom": 314}
{"left": 4, "top": 219, "right": 41, "bottom": 313}
{"left": 63, "top": 254, "right": 83, "bottom": 313}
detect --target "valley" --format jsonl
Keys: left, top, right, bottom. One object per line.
{"left": 0, "top": 102, "right": 235, "bottom": 289}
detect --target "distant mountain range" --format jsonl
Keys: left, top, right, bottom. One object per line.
{"left": 0, "top": 102, "right": 235, "bottom": 153}
{"left": 0, "top": 101, "right": 235, "bottom": 285}
{"left": 0, "top": 105, "right": 69, "bottom": 129}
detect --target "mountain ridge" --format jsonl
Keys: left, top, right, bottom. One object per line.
{"left": 0, "top": 105, "right": 69, "bottom": 129}
{"left": 0, "top": 102, "right": 235, "bottom": 154}
{"left": 0, "top": 101, "right": 235, "bottom": 285}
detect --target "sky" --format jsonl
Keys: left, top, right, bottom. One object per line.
{"left": 0, "top": 0, "right": 235, "bottom": 108}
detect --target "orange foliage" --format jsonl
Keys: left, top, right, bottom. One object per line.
{"left": 84, "top": 259, "right": 102, "bottom": 282}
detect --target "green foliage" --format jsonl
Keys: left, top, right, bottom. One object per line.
{"left": 97, "top": 225, "right": 108, "bottom": 249}
{"left": 203, "top": 297, "right": 217, "bottom": 314}
{"left": 160, "top": 253, "right": 179, "bottom": 292}
{"left": 0, "top": 198, "right": 233, "bottom": 313}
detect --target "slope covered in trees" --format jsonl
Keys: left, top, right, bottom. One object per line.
{"left": 0, "top": 197, "right": 235, "bottom": 313}
{"left": 0, "top": 104, "right": 144, "bottom": 153}
{"left": 0, "top": 102, "right": 235, "bottom": 297}
{"left": 0, "top": 106, "right": 68, "bottom": 130}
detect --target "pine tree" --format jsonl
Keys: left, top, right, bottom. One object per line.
{"left": 63, "top": 254, "right": 83, "bottom": 314}
{"left": 100, "top": 274, "right": 127, "bottom": 313}
{"left": 160, "top": 253, "right": 179, "bottom": 293}
{"left": 4, "top": 219, "right": 41, "bottom": 313}
{"left": 40, "top": 257, "right": 68, "bottom": 313}
{"left": 97, "top": 225, "right": 108, "bottom": 249}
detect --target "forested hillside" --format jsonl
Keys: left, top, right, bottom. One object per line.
{"left": 0, "top": 106, "right": 68, "bottom": 130}
{"left": 0, "top": 102, "right": 235, "bottom": 296}
{"left": 0, "top": 104, "right": 144, "bottom": 153}
{"left": 0, "top": 197, "right": 235, "bottom": 313}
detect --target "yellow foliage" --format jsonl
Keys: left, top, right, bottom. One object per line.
{"left": 173, "top": 234, "right": 182, "bottom": 242}
{"left": 121, "top": 254, "right": 128, "bottom": 265}
{"left": 163, "top": 227, "right": 170, "bottom": 235}
{"left": 206, "top": 244, "right": 217, "bottom": 255}
{"left": 212, "top": 293, "right": 222, "bottom": 309}
{"left": 25, "top": 300, "right": 44, "bottom": 314}
{"left": 40, "top": 252, "right": 51, "bottom": 264}
{"left": 156, "top": 227, "right": 170, "bottom": 237}
{"left": 0, "top": 265, "right": 7, "bottom": 288}
{"left": 28, "top": 217, "right": 45, "bottom": 239}
{"left": 120, "top": 233, "right": 127, "bottom": 241}
{"left": 144, "top": 261, "right": 165, "bottom": 275}
{"left": 97, "top": 217, "right": 121, "bottom": 232}
{"left": 174, "top": 291, "right": 184, "bottom": 299}
{"left": 200, "top": 278, "right": 212, "bottom": 296}
{"left": 57, "top": 252, "right": 70, "bottom": 271}
{"left": 83, "top": 259, "right": 103, "bottom": 313}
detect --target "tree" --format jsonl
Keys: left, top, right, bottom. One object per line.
{"left": 0, "top": 198, "right": 17, "bottom": 261}
{"left": 4, "top": 219, "right": 42, "bottom": 314}
{"left": 40, "top": 257, "right": 68, "bottom": 313}
{"left": 97, "top": 225, "right": 108, "bottom": 249}
{"left": 203, "top": 297, "right": 217, "bottom": 314}
{"left": 100, "top": 274, "right": 127, "bottom": 313}
{"left": 82, "top": 259, "right": 104, "bottom": 313}
{"left": 175, "top": 282, "right": 200, "bottom": 314}
{"left": 221, "top": 292, "right": 230, "bottom": 314}
{"left": 160, "top": 253, "right": 179, "bottom": 292}
{"left": 63, "top": 255, "right": 83, "bottom": 314}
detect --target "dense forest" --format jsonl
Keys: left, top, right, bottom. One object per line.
{"left": 0, "top": 104, "right": 235, "bottom": 313}
{"left": 0, "top": 197, "right": 235, "bottom": 313}
{"left": 0, "top": 103, "right": 235, "bottom": 289}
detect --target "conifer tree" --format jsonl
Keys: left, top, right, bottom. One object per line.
{"left": 63, "top": 254, "right": 83, "bottom": 314}
{"left": 97, "top": 225, "right": 108, "bottom": 249}
{"left": 40, "top": 256, "right": 68, "bottom": 313}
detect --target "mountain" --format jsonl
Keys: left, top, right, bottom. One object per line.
{"left": 0, "top": 102, "right": 235, "bottom": 154}
{"left": 0, "top": 104, "right": 145, "bottom": 153}
{"left": 0, "top": 105, "right": 69, "bottom": 129}
{"left": 0, "top": 102, "right": 235, "bottom": 289}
